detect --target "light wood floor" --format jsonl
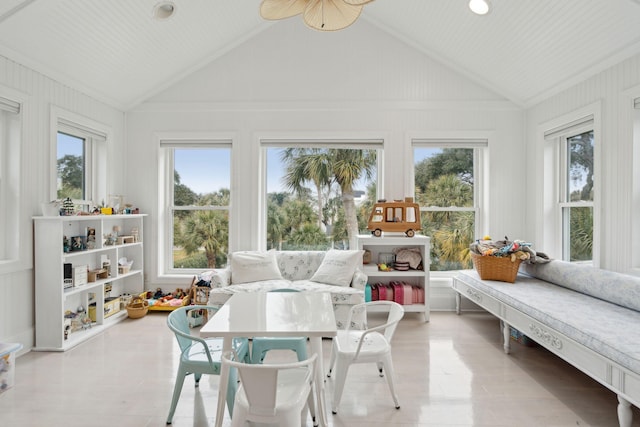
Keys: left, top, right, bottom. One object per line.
{"left": 1, "top": 310, "right": 639, "bottom": 426}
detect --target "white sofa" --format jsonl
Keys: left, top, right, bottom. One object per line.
{"left": 453, "top": 260, "right": 640, "bottom": 427}
{"left": 195, "top": 250, "right": 367, "bottom": 329}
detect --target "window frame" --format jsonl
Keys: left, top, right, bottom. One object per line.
{"left": 411, "top": 138, "right": 487, "bottom": 275}
{"left": 158, "top": 136, "right": 233, "bottom": 276}
{"left": 633, "top": 92, "right": 640, "bottom": 273}
{"left": 0, "top": 89, "right": 25, "bottom": 274}
{"left": 540, "top": 103, "right": 600, "bottom": 266}
{"left": 557, "top": 127, "right": 594, "bottom": 262}
{"left": 50, "top": 107, "right": 109, "bottom": 210}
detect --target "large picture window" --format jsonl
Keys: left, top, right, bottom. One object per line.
{"left": 161, "top": 142, "right": 231, "bottom": 272}
{"left": 263, "top": 141, "right": 379, "bottom": 251}
{"left": 413, "top": 140, "right": 485, "bottom": 271}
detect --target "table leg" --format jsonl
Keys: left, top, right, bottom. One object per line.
{"left": 310, "top": 336, "right": 328, "bottom": 427}
{"left": 215, "top": 337, "right": 233, "bottom": 427}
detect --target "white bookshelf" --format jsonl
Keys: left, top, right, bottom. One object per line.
{"left": 33, "top": 214, "right": 146, "bottom": 351}
{"left": 357, "top": 234, "right": 430, "bottom": 321}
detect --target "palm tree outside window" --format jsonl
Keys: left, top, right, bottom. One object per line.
{"left": 264, "top": 143, "right": 379, "bottom": 251}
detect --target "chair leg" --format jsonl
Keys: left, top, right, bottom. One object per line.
{"left": 295, "top": 341, "right": 308, "bottom": 362}
{"left": 166, "top": 368, "right": 187, "bottom": 424}
{"left": 226, "top": 366, "right": 238, "bottom": 417}
{"left": 326, "top": 341, "right": 337, "bottom": 378}
{"left": 331, "top": 357, "right": 350, "bottom": 414}
{"left": 307, "top": 383, "right": 317, "bottom": 426}
{"left": 381, "top": 354, "right": 400, "bottom": 409}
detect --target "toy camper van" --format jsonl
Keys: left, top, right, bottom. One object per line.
{"left": 367, "top": 197, "right": 421, "bottom": 237}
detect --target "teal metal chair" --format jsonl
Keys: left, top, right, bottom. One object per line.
{"left": 166, "top": 305, "right": 250, "bottom": 425}
{"left": 250, "top": 289, "right": 309, "bottom": 364}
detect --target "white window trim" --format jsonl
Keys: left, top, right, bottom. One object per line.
{"left": 409, "top": 135, "right": 489, "bottom": 280}
{"left": 50, "top": 106, "right": 110, "bottom": 208}
{"left": 627, "top": 84, "right": 640, "bottom": 274}
{"left": 156, "top": 133, "right": 234, "bottom": 279}
{"left": 539, "top": 102, "right": 601, "bottom": 266}
{"left": 0, "top": 86, "right": 27, "bottom": 274}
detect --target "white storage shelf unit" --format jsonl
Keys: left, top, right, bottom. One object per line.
{"left": 33, "top": 214, "right": 146, "bottom": 351}
{"left": 357, "top": 234, "right": 430, "bottom": 321}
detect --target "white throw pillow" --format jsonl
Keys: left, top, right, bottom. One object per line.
{"left": 230, "top": 251, "right": 283, "bottom": 284}
{"left": 310, "top": 249, "right": 364, "bottom": 287}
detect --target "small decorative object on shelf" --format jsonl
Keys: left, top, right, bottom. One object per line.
{"left": 70, "top": 235, "right": 86, "bottom": 251}
{"left": 62, "top": 197, "right": 74, "bottom": 216}
{"left": 469, "top": 236, "right": 551, "bottom": 283}
{"left": 367, "top": 197, "right": 421, "bottom": 237}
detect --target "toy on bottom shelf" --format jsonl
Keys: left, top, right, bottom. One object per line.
{"left": 143, "top": 287, "right": 191, "bottom": 311}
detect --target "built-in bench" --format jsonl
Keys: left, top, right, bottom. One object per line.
{"left": 452, "top": 260, "right": 640, "bottom": 427}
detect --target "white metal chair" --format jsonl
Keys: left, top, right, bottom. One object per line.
{"left": 222, "top": 350, "right": 318, "bottom": 427}
{"left": 166, "top": 305, "right": 250, "bottom": 425}
{"left": 250, "top": 288, "right": 308, "bottom": 364}
{"left": 326, "top": 300, "right": 405, "bottom": 414}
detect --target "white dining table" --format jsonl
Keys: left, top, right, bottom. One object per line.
{"left": 200, "top": 291, "right": 337, "bottom": 427}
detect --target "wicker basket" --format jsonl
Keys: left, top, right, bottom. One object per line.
{"left": 470, "top": 252, "right": 522, "bottom": 283}
{"left": 126, "top": 295, "right": 149, "bottom": 319}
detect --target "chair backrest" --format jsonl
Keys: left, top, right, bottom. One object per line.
{"left": 222, "top": 351, "right": 317, "bottom": 417}
{"left": 347, "top": 301, "right": 405, "bottom": 342}
{"left": 167, "top": 305, "right": 218, "bottom": 354}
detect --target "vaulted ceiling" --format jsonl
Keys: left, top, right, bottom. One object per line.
{"left": 1, "top": 0, "right": 639, "bottom": 110}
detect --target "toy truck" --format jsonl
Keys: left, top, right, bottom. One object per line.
{"left": 366, "top": 197, "right": 421, "bottom": 237}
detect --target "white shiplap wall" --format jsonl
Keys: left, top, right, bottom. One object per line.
{"left": 0, "top": 55, "right": 125, "bottom": 350}
{"left": 525, "top": 53, "right": 640, "bottom": 274}
{"left": 126, "top": 20, "right": 526, "bottom": 310}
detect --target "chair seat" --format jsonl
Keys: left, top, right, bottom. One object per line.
{"left": 234, "top": 367, "right": 312, "bottom": 414}
{"left": 334, "top": 330, "right": 390, "bottom": 358}
{"left": 223, "top": 351, "right": 318, "bottom": 427}
{"left": 251, "top": 336, "right": 308, "bottom": 364}
{"left": 184, "top": 337, "right": 249, "bottom": 373}
{"left": 166, "top": 305, "right": 250, "bottom": 425}
{"left": 327, "top": 301, "right": 404, "bottom": 414}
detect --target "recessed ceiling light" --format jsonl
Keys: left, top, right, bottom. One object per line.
{"left": 469, "top": 0, "right": 491, "bottom": 15}
{"left": 153, "top": 2, "right": 176, "bottom": 21}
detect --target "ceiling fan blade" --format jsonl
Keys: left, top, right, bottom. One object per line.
{"left": 342, "top": 0, "right": 375, "bottom": 5}
{"left": 260, "top": 0, "right": 307, "bottom": 20}
{"left": 303, "top": 0, "right": 363, "bottom": 31}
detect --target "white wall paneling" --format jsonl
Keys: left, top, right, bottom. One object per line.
{"left": 526, "top": 53, "right": 640, "bottom": 273}
{"left": 0, "top": 54, "right": 125, "bottom": 351}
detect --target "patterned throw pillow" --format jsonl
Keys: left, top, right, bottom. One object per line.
{"left": 230, "top": 250, "right": 283, "bottom": 284}
{"left": 310, "top": 249, "right": 364, "bottom": 287}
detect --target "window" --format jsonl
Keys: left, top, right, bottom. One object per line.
{"left": 57, "top": 132, "right": 86, "bottom": 200}
{"left": 263, "top": 141, "right": 380, "bottom": 251}
{"left": 560, "top": 130, "right": 594, "bottom": 262}
{"left": 545, "top": 116, "right": 594, "bottom": 262}
{"left": 54, "top": 112, "right": 108, "bottom": 211}
{"left": 0, "top": 95, "right": 21, "bottom": 264}
{"left": 413, "top": 139, "right": 485, "bottom": 271}
{"left": 160, "top": 141, "right": 231, "bottom": 272}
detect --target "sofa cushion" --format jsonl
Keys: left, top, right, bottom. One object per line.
{"left": 276, "top": 251, "right": 327, "bottom": 281}
{"left": 309, "top": 249, "right": 364, "bottom": 287}
{"left": 522, "top": 260, "right": 640, "bottom": 312}
{"left": 230, "top": 250, "right": 283, "bottom": 284}
{"left": 457, "top": 270, "right": 640, "bottom": 375}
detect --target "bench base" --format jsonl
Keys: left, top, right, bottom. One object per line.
{"left": 453, "top": 274, "right": 639, "bottom": 427}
